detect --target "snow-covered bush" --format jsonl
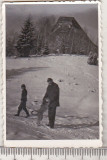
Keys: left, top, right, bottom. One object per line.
{"left": 87, "top": 51, "right": 98, "bottom": 65}
{"left": 43, "top": 45, "right": 49, "bottom": 55}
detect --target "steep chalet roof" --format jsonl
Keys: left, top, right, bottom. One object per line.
{"left": 58, "top": 17, "right": 74, "bottom": 22}
{"left": 52, "top": 17, "right": 81, "bottom": 33}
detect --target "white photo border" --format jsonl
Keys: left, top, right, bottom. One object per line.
{"left": 2, "top": 1, "right": 102, "bottom": 147}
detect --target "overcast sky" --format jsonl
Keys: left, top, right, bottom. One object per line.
{"left": 6, "top": 3, "right": 98, "bottom": 45}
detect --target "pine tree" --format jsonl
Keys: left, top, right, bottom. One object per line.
{"left": 16, "top": 17, "right": 35, "bottom": 57}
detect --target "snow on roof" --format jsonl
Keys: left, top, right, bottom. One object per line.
{"left": 58, "top": 17, "right": 74, "bottom": 22}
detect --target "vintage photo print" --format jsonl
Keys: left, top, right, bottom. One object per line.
{"left": 2, "top": 1, "right": 102, "bottom": 147}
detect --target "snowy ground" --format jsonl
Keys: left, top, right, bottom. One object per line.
{"left": 6, "top": 55, "right": 99, "bottom": 140}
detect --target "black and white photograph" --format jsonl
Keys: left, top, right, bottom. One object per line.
{"left": 3, "top": 2, "right": 102, "bottom": 146}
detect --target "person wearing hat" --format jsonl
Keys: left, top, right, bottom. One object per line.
{"left": 15, "top": 84, "right": 29, "bottom": 118}
{"left": 43, "top": 78, "right": 60, "bottom": 128}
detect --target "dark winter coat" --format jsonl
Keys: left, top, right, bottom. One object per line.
{"left": 21, "top": 89, "right": 27, "bottom": 102}
{"left": 43, "top": 82, "right": 60, "bottom": 108}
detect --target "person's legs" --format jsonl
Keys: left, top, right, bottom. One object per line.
{"left": 15, "top": 102, "right": 23, "bottom": 116}
{"left": 37, "top": 106, "right": 44, "bottom": 125}
{"left": 37, "top": 102, "right": 48, "bottom": 125}
{"left": 22, "top": 101, "right": 29, "bottom": 116}
{"left": 48, "top": 107, "right": 56, "bottom": 128}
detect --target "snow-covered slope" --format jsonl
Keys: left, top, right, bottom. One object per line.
{"left": 6, "top": 55, "right": 99, "bottom": 140}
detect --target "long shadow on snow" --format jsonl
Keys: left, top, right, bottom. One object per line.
{"left": 6, "top": 67, "right": 49, "bottom": 79}
{"left": 55, "top": 121, "right": 99, "bottom": 129}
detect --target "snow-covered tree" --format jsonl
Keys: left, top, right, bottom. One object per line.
{"left": 43, "top": 44, "right": 49, "bottom": 55}
{"left": 6, "top": 37, "right": 14, "bottom": 56}
{"left": 6, "top": 33, "right": 17, "bottom": 56}
{"left": 16, "top": 17, "right": 35, "bottom": 57}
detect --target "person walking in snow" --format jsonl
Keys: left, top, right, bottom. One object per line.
{"left": 15, "top": 84, "right": 30, "bottom": 118}
{"left": 43, "top": 78, "right": 60, "bottom": 128}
